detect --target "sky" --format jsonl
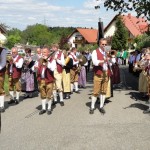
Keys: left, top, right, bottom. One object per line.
{"left": 0, "top": 0, "right": 119, "bottom": 30}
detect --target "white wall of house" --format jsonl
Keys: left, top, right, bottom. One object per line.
{"left": 104, "top": 20, "right": 117, "bottom": 38}
{"left": 68, "top": 32, "right": 82, "bottom": 48}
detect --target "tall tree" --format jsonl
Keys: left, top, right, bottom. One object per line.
{"left": 111, "top": 17, "right": 128, "bottom": 50}
{"left": 103, "top": 0, "right": 150, "bottom": 21}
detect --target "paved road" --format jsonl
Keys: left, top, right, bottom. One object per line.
{"left": 0, "top": 66, "right": 150, "bottom": 150}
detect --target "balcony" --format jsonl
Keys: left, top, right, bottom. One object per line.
{"left": 73, "top": 37, "right": 85, "bottom": 44}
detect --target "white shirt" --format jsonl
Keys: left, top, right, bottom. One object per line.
{"left": 54, "top": 51, "right": 65, "bottom": 67}
{"left": 69, "top": 52, "right": 79, "bottom": 66}
{"left": 92, "top": 48, "right": 108, "bottom": 71}
{"left": 13, "top": 55, "right": 24, "bottom": 68}
{"left": 0, "top": 48, "right": 6, "bottom": 70}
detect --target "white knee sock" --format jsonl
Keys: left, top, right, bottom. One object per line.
{"left": 91, "top": 96, "right": 97, "bottom": 109}
{"left": 74, "top": 82, "right": 78, "bottom": 91}
{"left": 0, "top": 95, "right": 4, "bottom": 108}
{"left": 9, "top": 91, "right": 14, "bottom": 99}
{"left": 53, "top": 90, "right": 57, "bottom": 102}
{"left": 59, "top": 92, "right": 63, "bottom": 102}
{"left": 47, "top": 100, "right": 52, "bottom": 110}
{"left": 71, "top": 83, "right": 74, "bottom": 92}
{"left": 16, "top": 91, "right": 20, "bottom": 101}
{"left": 100, "top": 94, "right": 106, "bottom": 108}
{"left": 41, "top": 99, "right": 46, "bottom": 110}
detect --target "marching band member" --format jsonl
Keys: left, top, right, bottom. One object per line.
{"left": 143, "top": 48, "right": 150, "bottom": 114}
{"left": 90, "top": 38, "right": 111, "bottom": 114}
{"left": 0, "top": 47, "right": 6, "bottom": 112}
{"left": 62, "top": 50, "right": 72, "bottom": 99}
{"left": 7, "top": 47, "right": 24, "bottom": 105}
{"left": 36, "top": 47, "right": 55, "bottom": 115}
{"left": 51, "top": 44, "right": 65, "bottom": 106}
{"left": 22, "top": 48, "right": 35, "bottom": 98}
{"left": 69, "top": 47, "right": 80, "bottom": 93}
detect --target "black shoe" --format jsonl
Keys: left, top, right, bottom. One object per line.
{"left": 60, "top": 101, "right": 64, "bottom": 106}
{"left": 75, "top": 91, "right": 80, "bottom": 94}
{"left": 8, "top": 99, "right": 15, "bottom": 104}
{"left": 52, "top": 101, "right": 57, "bottom": 106}
{"left": 15, "top": 100, "right": 19, "bottom": 105}
{"left": 39, "top": 110, "right": 46, "bottom": 115}
{"left": 100, "top": 108, "right": 106, "bottom": 114}
{"left": 47, "top": 109, "right": 52, "bottom": 115}
{"left": 24, "top": 95, "right": 29, "bottom": 99}
{"left": 0, "top": 107, "right": 5, "bottom": 113}
{"left": 143, "top": 109, "right": 150, "bottom": 114}
{"left": 89, "top": 108, "right": 94, "bottom": 114}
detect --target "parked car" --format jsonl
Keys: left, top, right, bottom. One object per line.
{"left": 18, "top": 49, "right": 25, "bottom": 55}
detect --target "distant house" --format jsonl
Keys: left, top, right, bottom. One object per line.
{"left": 104, "top": 13, "right": 149, "bottom": 42}
{"left": 68, "top": 28, "right": 98, "bottom": 48}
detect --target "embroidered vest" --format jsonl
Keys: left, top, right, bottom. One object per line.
{"left": 56, "top": 51, "right": 63, "bottom": 73}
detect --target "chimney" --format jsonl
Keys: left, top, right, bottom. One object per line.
{"left": 128, "top": 13, "right": 131, "bottom": 19}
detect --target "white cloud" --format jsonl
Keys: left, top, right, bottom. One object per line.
{"left": 0, "top": 0, "right": 116, "bottom": 30}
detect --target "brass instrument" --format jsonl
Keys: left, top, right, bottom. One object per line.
{"left": 77, "top": 54, "right": 87, "bottom": 66}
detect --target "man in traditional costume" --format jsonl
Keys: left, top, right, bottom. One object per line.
{"left": 36, "top": 47, "right": 55, "bottom": 115}
{"left": 51, "top": 44, "right": 65, "bottom": 106}
{"left": 7, "top": 47, "right": 24, "bottom": 105}
{"left": 90, "top": 38, "right": 111, "bottom": 114}
{"left": 69, "top": 47, "right": 80, "bottom": 94}
{"left": 0, "top": 47, "right": 6, "bottom": 112}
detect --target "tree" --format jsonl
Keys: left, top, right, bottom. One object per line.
{"left": 21, "top": 24, "right": 53, "bottom": 46}
{"left": 111, "top": 17, "right": 128, "bottom": 51}
{"left": 97, "top": 0, "right": 150, "bottom": 21}
{"left": 6, "top": 28, "right": 22, "bottom": 48}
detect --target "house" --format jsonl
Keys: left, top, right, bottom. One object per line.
{"left": 68, "top": 28, "right": 98, "bottom": 48}
{"left": 0, "top": 25, "right": 7, "bottom": 46}
{"left": 104, "top": 13, "right": 149, "bottom": 42}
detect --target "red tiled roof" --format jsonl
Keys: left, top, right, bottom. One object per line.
{"left": 104, "top": 14, "right": 149, "bottom": 37}
{"left": 68, "top": 28, "right": 98, "bottom": 43}
{"left": 76, "top": 28, "right": 98, "bottom": 43}
{"left": 122, "top": 14, "right": 148, "bottom": 37}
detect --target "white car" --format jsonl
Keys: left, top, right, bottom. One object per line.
{"left": 18, "top": 49, "right": 25, "bottom": 55}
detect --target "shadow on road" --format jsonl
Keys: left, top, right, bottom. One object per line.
{"left": 123, "top": 103, "right": 149, "bottom": 111}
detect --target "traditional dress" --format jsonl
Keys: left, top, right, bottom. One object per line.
{"left": 62, "top": 56, "right": 72, "bottom": 99}
{"left": 7, "top": 55, "right": 23, "bottom": 104}
{"left": 111, "top": 55, "right": 120, "bottom": 84}
{"left": 78, "top": 63, "right": 86, "bottom": 88}
{"left": 21, "top": 56, "right": 35, "bottom": 98}
{"left": 0, "top": 47, "right": 6, "bottom": 112}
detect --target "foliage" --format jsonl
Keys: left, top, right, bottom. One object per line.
{"left": 5, "top": 28, "right": 22, "bottom": 49}
{"left": 78, "top": 44, "right": 98, "bottom": 52}
{"left": 111, "top": 17, "right": 128, "bottom": 51}
{"left": 103, "top": 0, "right": 150, "bottom": 21}
{"left": 133, "top": 34, "right": 150, "bottom": 50}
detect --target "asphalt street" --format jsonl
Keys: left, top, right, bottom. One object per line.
{"left": 0, "top": 66, "right": 150, "bottom": 150}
